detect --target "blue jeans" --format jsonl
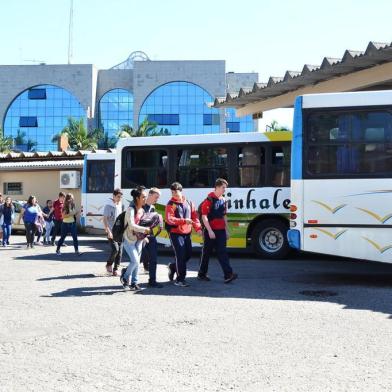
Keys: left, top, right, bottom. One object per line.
{"left": 141, "top": 236, "right": 158, "bottom": 283}
{"left": 2, "top": 223, "right": 12, "bottom": 245}
{"left": 123, "top": 239, "right": 142, "bottom": 285}
{"left": 56, "top": 222, "right": 79, "bottom": 252}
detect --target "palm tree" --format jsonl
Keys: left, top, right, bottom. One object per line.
{"left": 117, "top": 118, "right": 171, "bottom": 138}
{"left": 52, "top": 118, "right": 98, "bottom": 151}
{"left": 13, "top": 129, "right": 37, "bottom": 152}
{"left": 0, "top": 128, "right": 13, "bottom": 153}
{"left": 91, "top": 128, "right": 117, "bottom": 149}
{"left": 266, "top": 120, "right": 291, "bottom": 132}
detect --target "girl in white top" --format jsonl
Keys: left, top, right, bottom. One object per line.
{"left": 120, "top": 186, "right": 150, "bottom": 291}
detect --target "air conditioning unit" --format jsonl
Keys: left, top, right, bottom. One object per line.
{"left": 59, "top": 171, "right": 80, "bottom": 189}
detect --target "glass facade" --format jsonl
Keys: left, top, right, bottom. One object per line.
{"left": 224, "top": 107, "right": 255, "bottom": 133}
{"left": 99, "top": 89, "right": 133, "bottom": 138}
{"left": 3, "top": 85, "right": 86, "bottom": 151}
{"left": 139, "top": 81, "right": 220, "bottom": 135}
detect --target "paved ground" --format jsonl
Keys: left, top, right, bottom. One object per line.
{"left": 1, "top": 235, "right": 392, "bottom": 392}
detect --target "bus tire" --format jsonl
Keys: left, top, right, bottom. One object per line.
{"left": 251, "top": 219, "right": 289, "bottom": 259}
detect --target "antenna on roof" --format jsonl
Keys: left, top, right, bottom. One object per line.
{"left": 67, "top": 0, "right": 74, "bottom": 64}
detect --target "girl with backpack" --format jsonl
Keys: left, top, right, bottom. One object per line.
{"left": 120, "top": 186, "right": 151, "bottom": 291}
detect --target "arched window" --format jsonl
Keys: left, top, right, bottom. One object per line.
{"left": 99, "top": 89, "right": 133, "bottom": 138}
{"left": 139, "top": 81, "right": 220, "bottom": 135}
{"left": 3, "top": 85, "right": 85, "bottom": 151}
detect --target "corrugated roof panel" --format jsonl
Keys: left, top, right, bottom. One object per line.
{"left": 0, "top": 159, "right": 84, "bottom": 170}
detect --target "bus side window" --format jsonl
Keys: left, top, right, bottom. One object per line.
{"left": 238, "top": 146, "right": 265, "bottom": 187}
{"left": 271, "top": 145, "right": 290, "bottom": 186}
{"left": 122, "top": 149, "right": 168, "bottom": 188}
{"left": 176, "top": 147, "right": 228, "bottom": 187}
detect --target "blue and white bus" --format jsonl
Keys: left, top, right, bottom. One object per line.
{"left": 288, "top": 90, "right": 392, "bottom": 263}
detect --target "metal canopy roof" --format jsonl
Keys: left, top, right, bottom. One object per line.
{"left": 214, "top": 41, "right": 392, "bottom": 109}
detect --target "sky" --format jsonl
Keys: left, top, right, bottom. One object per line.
{"left": 1, "top": 0, "right": 391, "bottom": 128}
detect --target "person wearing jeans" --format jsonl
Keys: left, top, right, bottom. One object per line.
{"left": 19, "top": 195, "right": 40, "bottom": 249}
{"left": 55, "top": 193, "right": 81, "bottom": 256}
{"left": 1, "top": 197, "right": 14, "bottom": 246}
{"left": 42, "top": 200, "right": 54, "bottom": 245}
{"left": 120, "top": 186, "right": 150, "bottom": 291}
{"left": 140, "top": 187, "right": 164, "bottom": 288}
{"left": 51, "top": 192, "right": 65, "bottom": 246}
{"left": 103, "top": 188, "right": 124, "bottom": 276}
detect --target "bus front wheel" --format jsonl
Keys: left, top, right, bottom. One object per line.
{"left": 251, "top": 219, "right": 289, "bottom": 259}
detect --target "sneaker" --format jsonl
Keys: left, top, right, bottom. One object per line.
{"left": 148, "top": 281, "right": 163, "bottom": 288}
{"left": 61, "top": 243, "right": 67, "bottom": 247}
{"left": 105, "top": 265, "right": 113, "bottom": 274}
{"left": 112, "top": 270, "right": 119, "bottom": 277}
{"left": 56, "top": 250, "right": 61, "bottom": 256}
{"left": 168, "top": 263, "right": 175, "bottom": 281}
{"left": 120, "top": 268, "right": 128, "bottom": 288}
{"left": 174, "top": 280, "right": 190, "bottom": 287}
{"left": 76, "top": 252, "right": 83, "bottom": 256}
{"left": 224, "top": 273, "right": 238, "bottom": 284}
{"left": 130, "top": 284, "right": 142, "bottom": 291}
{"left": 50, "top": 241, "right": 55, "bottom": 246}
{"left": 197, "top": 274, "right": 211, "bottom": 282}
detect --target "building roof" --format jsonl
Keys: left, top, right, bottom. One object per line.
{"left": 0, "top": 159, "right": 84, "bottom": 171}
{"left": 0, "top": 149, "right": 116, "bottom": 161}
{"left": 214, "top": 41, "right": 392, "bottom": 109}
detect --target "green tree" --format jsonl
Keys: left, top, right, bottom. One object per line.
{"left": 91, "top": 128, "right": 117, "bottom": 149}
{"left": 0, "top": 128, "right": 13, "bottom": 153}
{"left": 52, "top": 118, "right": 98, "bottom": 151}
{"left": 117, "top": 118, "right": 170, "bottom": 138}
{"left": 266, "top": 120, "right": 291, "bottom": 132}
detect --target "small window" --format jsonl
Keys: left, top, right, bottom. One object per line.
{"left": 28, "top": 88, "right": 46, "bottom": 100}
{"left": 3, "top": 182, "right": 23, "bottom": 195}
{"left": 122, "top": 149, "right": 168, "bottom": 188}
{"left": 203, "top": 114, "right": 220, "bottom": 126}
{"left": 19, "top": 116, "right": 38, "bottom": 127}
{"left": 147, "top": 114, "right": 179, "bottom": 125}
{"left": 177, "top": 147, "right": 227, "bottom": 187}
{"left": 271, "top": 145, "right": 291, "bottom": 186}
{"left": 87, "top": 160, "right": 115, "bottom": 193}
{"left": 238, "top": 146, "right": 265, "bottom": 187}
{"left": 226, "top": 122, "right": 240, "bottom": 132}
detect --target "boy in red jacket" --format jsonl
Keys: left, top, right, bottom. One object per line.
{"left": 198, "top": 178, "right": 237, "bottom": 283}
{"left": 165, "top": 182, "right": 202, "bottom": 287}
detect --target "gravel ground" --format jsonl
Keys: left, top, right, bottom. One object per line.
{"left": 1, "top": 235, "right": 392, "bottom": 392}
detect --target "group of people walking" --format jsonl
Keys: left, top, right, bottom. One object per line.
{"left": 103, "top": 178, "right": 238, "bottom": 290}
{"left": 1, "top": 178, "right": 238, "bottom": 290}
{"left": 0, "top": 191, "right": 81, "bottom": 254}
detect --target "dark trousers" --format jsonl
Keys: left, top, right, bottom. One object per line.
{"left": 141, "top": 236, "right": 158, "bottom": 283}
{"left": 24, "top": 222, "right": 36, "bottom": 245}
{"left": 106, "top": 238, "right": 122, "bottom": 271}
{"left": 199, "top": 229, "right": 232, "bottom": 279}
{"left": 51, "top": 219, "right": 63, "bottom": 243}
{"left": 56, "top": 222, "right": 79, "bottom": 252}
{"left": 169, "top": 233, "right": 192, "bottom": 282}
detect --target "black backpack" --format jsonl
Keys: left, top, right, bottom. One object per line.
{"left": 112, "top": 210, "right": 128, "bottom": 242}
{"left": 197, "top": 196, "right": 213, "bottom": 228}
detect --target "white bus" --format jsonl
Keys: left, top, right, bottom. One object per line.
{"left": 288, "top": 90, "right": 392, "bottom": 263}
{"left": 113, "top": 132, "right": 292, "bottom": 258}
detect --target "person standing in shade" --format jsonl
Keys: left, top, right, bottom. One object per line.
{"left": 120, "top": 186, "right": 150, "bottom": 291}
{"left": 55, "top": 193, "right": 82, "bottom": 256}
{"left": 103, "top": 188, "right": 124, "bottom": 276}
{"left": 51, "top": 192, "right": 66, "bottom": 246}
{"left": 42, "top": 200, "right": 54, "bottom": 245}
{"left": 197, "top": 178, "right": 238, "bottom": 284}
{"left": 1, "top": 197, "right": 15, "bottom": 246}
{"left": 165, "top": 182, "right": 202, "bottom": 287}
{"left": 19, "top": 195, "right": 40, "bottom": 249}
{"left": 141, "top": 187, "right": 164, "bottom": 288}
